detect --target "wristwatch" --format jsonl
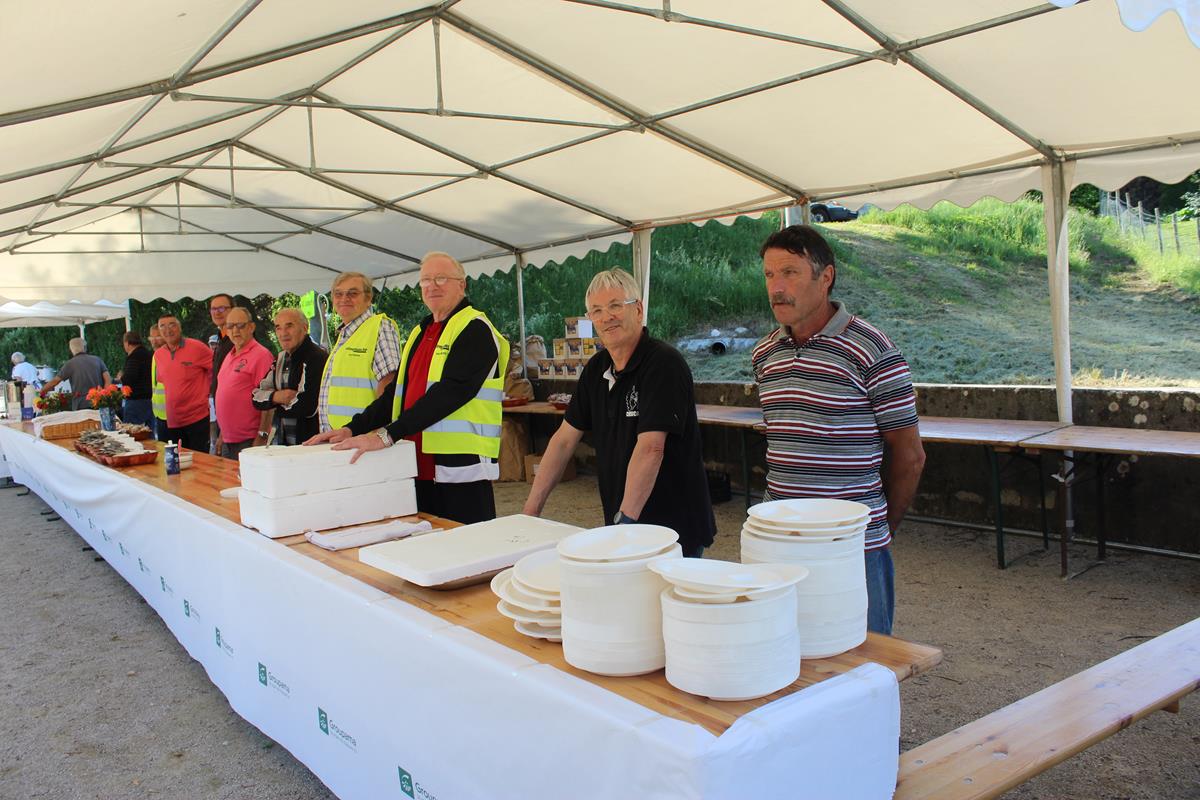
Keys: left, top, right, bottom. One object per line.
{"left": 613, "top": 510, "right": 637, "bottom": 525}
{"left": 257, "top": 430, "right": 269, "bottom": 438}
{"left": 375, "top": 427, "right": 394, "bottom": 447}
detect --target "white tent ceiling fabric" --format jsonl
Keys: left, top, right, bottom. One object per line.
{"left": 1, "top": 0, "right": 1198, "bottom": 303}
{"left": 0, "top": 300, "right": 129, "bottom": 328}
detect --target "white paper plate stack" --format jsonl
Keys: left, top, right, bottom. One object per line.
{"left": 741, "top": 498, "right": 871, "bottom": 659}
{"left": 491, "top": 548, "right": 563, "bottom": 642}
{"left": 650, "top": 559, "right": 808, "bottom": 701}
{"left": 557, "top": 524, "right": 681, "bottom": 676}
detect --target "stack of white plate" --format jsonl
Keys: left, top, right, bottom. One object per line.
{"left": 741, "top": 499, "right": 871, "bottom": 659}
{"left": 491, "top": 548, "right": 563, "bottom": 641}
{"left": 557, "top": 525, "right": 681, "bottom": 676}
{"left": 650, "top": 559, "right": 808, "bottom": 701}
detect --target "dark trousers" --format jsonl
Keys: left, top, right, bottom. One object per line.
{"left": 154, "top": 417, "right": 168, "bottom": 441}
{"left": 415, "top": 479, "right": 496, "bottom": 525}
{"left": 220, "top": 439, "right": 255, "bottom": 461}
{"left": 121, "top": 398, "right": 154, "bottom": 428}
{"left": 165, "top": 417, "right": 210, "bottom": 454}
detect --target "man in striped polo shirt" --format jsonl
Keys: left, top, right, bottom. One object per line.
{"left": 752, "top": 225, "right": 926, "bottom": 635}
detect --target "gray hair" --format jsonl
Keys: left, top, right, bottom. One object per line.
{"left": 11, "top": 352, "right": 24, "bottom": 364}
{"left": 274, "top": 307, "right": 309, "bottom": 329}
{"left": 585, "top": 268, "right": 641, "bottom": 306}
{"left": 421, "top": 251, "right": 466, "bottom": 279}
{"left": 332, "top": 271, "right": 374, "bottom": 300}
{"left": 68, "top": 337, "right": 86, "bottom": 356}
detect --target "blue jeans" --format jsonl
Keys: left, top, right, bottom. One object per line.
{"left": 865, "top": 546, "right": 895, "bottom": 635}
{"left": 121, "top": 398, "right": 154, "bottom": 428}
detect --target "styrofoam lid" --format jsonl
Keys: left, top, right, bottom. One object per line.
{"left": 749, "top": 498, "right": 870, "bottom": 527}
{"left": 238, "top": 441, "right": 414, "bottom": 468}
{"left": 557, "top": 524, "right": 679, "bottom": 562}
{"left": 649, "top": 559, "right": 809, "bottom": 594}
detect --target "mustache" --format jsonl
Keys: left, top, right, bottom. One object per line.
{"left": 770, "top": 293, "right": 794, "bottom": 306}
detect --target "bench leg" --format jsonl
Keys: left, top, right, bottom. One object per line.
{"left": 741, "top": 429, "right": 752, "bottom": 511}
{"left": 1096, "top": 453, "right": 1109, "bottom": 561}
{"left": 986, "top": 446, "right": 1005, "bottom": 569}
{"left": 1038, "top": 452, "right": 1049, "bottom": 550}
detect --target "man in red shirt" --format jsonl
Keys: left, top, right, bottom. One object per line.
{"left": 154, "top": 313, "right": 213, "bottom": 453}
{"left": 214, "top": 307, "right": 274, "bottom": 460}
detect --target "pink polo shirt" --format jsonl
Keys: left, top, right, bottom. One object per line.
{"left": 154, "top": 338, "right": 213, "bottom": 428}
{"left": 215, "top": 339, "right": 274, "bottom": 444}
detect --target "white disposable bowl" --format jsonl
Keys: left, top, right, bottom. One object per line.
{"left": 749, "top": 498, "right": 871, "bottom": 527}
{"left": 557, "top": 524, "right": 679, "bottom": 562}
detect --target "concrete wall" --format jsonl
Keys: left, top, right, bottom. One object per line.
{"left": 532, "top": 378, "right": 1200, "bottom": 554}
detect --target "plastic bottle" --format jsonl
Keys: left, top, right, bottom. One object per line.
{"left": 21, "top": 385, "right": 34, "bottom": 420}
{"left": 164, "top": 441, "right": 180, "bottom": 475}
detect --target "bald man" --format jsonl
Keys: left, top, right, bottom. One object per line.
{"left": 252, "top": 307, "right": 329, "bottom": 445}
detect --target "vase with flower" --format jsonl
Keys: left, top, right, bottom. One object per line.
{"left": 89, "top": 384, "right": 131, "bottom": 431}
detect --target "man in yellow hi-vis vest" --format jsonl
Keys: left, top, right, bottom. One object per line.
{"left": 316, "top": 271, "right": 402, "bottom": 432}
{"left": 308, "top": 253, "right": 508, "bottom": 525}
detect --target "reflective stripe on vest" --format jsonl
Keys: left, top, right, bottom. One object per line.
{"left": 393, "top": 305, "right": 509, "bottom": 460}
{"left": 150, "top": 357, "right": 167, "bottom": 420}
{"left": 321, "top": 313, "right": 386, "bottom": 430}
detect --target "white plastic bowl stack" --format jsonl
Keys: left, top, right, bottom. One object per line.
{"left": 557, "top": 525, "right": 681, "bottom": 676}
{"left": 741, "top": 498, "right": 871, "bottom": 659}
{"left": 491, "top": 548, "right": 563, "bottom": 642}
{"left": 650, "top": 559, "right": 808, "bottom": 701}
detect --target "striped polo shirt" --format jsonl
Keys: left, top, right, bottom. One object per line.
{"left": 751, "top": 302, "right": 918, "bottom": 550}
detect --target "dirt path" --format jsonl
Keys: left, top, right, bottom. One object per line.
{"left": 2, "top": 476, "right": 1197, "bottom": 799}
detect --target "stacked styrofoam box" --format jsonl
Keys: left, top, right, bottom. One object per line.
{"left": 237, "top": 442, "right": 418, "bottom": 538}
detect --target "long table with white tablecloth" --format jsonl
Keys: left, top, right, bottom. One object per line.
{"left": 0, "top": 422, "right": 919, "bottom": 799}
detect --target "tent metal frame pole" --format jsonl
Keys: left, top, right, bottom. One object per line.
{"left": 1042, "top": 160, "right": 1073, "bottom": 426}
{"left": 169, "top": 92, "right": 633, "bottom": 130}
{"left": 441, "top": 11, "right": 808, "bottom": 201}
{"left": 516, "top": 253, "right": 528, "bottom": 378}
{"left": 632, "top": 229, "right": 652, "bottom": 324}
{"left": 26, "top": 230, "right": 312, "bottom": 237}
{"left": 96, "top": 160, "right": 483, "bottom": 178}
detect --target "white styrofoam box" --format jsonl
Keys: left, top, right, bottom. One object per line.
{"left": 358, "top": 515, "right": 582, "bottom": 587}
{"left": 238, "top": 441, "right": 417, "bottom": 499}
{"left": 239, "top": 477, "right": 417, "bottom": 538}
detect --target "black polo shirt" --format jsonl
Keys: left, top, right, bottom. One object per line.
{"left": 565, "top": 328, "right": 715, "bottom": 553}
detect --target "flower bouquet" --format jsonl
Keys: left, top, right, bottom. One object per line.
{"left": 34, "top": 391, "right": 71, "bottom": 415}
{"left": 88, "top": 384, "right": 131, "bottom": 430}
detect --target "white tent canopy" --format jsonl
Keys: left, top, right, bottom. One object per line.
{"left": 0, "top": 300, "right": 130, "bottom": 328}
{"left": 2, "top": 0, "right": 1198, "bottom": 305}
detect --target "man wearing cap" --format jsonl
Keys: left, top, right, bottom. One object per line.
{"left": 522, "top": 268, "right": 716, "bottom": 557}
{"left": 753, "top": 224, "right": 925, "bottom": 634}
{"left": 316, "top": 272, "right": 402, "bottom": 433}
{"left": 252, "top": 308, "right": 328, "bottom": 445}
{"left": 153, "top": 314, "right": 213, "bottom": 452}
{"left": 308, "top": 253, "right": 508, "bottom": 524}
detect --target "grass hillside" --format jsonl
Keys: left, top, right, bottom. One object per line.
{"left": 473, "top": 199, "right": 1200, "bottom": 387}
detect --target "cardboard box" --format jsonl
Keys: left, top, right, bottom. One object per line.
{"left": 565, "top": 337, "right": 583, "bottom": 358}
{"left": 581, "top": 337, "right": 602, "bottom": 358}
{"left": 562, "top": 358, "right": 582, "bottom": 379}
{"left": 565, "top": 317, "right": 594, "bottom": 338}
{"left": 538, "top": 359, "right": 557, "bottom": 379}
{"left": 525, "top": 454, "right": 576, "bottom": 484}
{"left": 553, "top": 338, "right": 568, "bottom": 360}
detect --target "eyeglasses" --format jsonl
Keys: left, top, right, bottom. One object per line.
{"left": 158, "top": 321, "right": 180, "bottom": 329}
{"left": 419, "top": 275, "right": 464, "bottom": 288}
{"left": 331, "top": 289, "right": 364, "bottom": 301}
{"left": 586, "top": 298, "right": 638, "bottom": 319}
{"left": 225, "top": 321, "right": 252, "bottom": 331}
{"left": 209, "top": 305, "right": 231, "bottom": 314}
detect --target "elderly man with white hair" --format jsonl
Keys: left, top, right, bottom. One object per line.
{"left": 10, "top": 352, "right": 38, "bottom": 385}
{"left": 523, "top": 268, "right": 716, "bottom": 557}
{"left": 40, "top": 337, "right": 112, "bottom": 411}
{"left": 252, "top": 307, "right": 328, "bottom": 445}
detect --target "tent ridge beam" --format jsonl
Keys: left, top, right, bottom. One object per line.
{"left": 311, "top": 91, "right": 634, "bottom": 227}
{"left": 97, "top": 159, "right": 483, "bottom": 179}
{"left": 178, "top": 177, "right": 422, "bottom": 263}
{"left": 0, "top": 5, "right": 445, "bottom": 130}
{"left": 231, "top": 141, "right": 517, "bottom": 251}
{"left": 169, "top": 91, "right": 632, "bottom": 130}
{"left": 820, "top": 0, "right": 1055, "bottom": 159}
{"left": 440, "top": 11, "right": 807, "bottom": 201}
{"left": 561, "top": 0, "right": 888, "bottom": 60}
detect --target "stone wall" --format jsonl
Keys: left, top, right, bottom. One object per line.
{"left": 532, "top": 378, "right": 1200, "bottom": 554}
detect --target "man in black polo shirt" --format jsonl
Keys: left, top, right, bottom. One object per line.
{"left": 523, "top": 268, "right": 715, "bottom": 557}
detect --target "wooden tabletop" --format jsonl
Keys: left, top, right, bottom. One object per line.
{"left": 1017, "top": 425, "right": 1200, "bottom": 458}
{"left": 24, "top": 427, "right": 942, "bottom": 737}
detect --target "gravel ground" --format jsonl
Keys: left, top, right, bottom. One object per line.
{"left": 2, "top": 474, "right": 1198, "bottom": 800}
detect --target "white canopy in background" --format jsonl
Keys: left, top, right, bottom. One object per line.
{"left": 0, "top": 300, "right": 130, "bottom": 328}
{"left": 1, "top": 0, "right": 1198, "bottom": 304}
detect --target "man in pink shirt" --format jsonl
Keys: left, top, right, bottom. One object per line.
{"left": 154, "top": 314, "right": 214, "bottom": 453}
{"left": 215, "top": 306, "right": 274, "bottom": 460}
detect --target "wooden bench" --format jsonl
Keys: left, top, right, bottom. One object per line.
{"left": 894, "top": 616, "right": 1200, "bottom": 800}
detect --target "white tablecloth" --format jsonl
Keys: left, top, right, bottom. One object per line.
{"left": 0, "top": 424, "right": 901, "bottom": 800}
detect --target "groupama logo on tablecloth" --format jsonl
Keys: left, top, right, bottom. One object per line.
{"left": 316, "top": 707, "right": 357, "bottom": 751}
{"left": 257, "top": 662, "right": 290, "bottom": 697}
{"left": 318, "top": 708, "right": 329, "bottom": 735}
{"left": 215, "top": 627, "right": 234, "bottom": 658}
{"left": 397, "top": 766, "right": 437, "bottom": 799}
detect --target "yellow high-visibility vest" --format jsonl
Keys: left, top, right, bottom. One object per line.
{"left": 321, "top": 313, "right": 388, "bottom": 430}
{"left": 392, "top": 306, "right": 508, "bottom": 458}
{"left": 151, "top": 357, "right": 167, "bottom": 421}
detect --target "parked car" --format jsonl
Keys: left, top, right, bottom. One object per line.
{"left": 809, "top": 202, "right": 858, "bottom": 222}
